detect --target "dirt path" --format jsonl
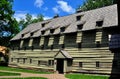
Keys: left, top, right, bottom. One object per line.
{"left": 0, "top": 70, "right": 68, "bottom": 79}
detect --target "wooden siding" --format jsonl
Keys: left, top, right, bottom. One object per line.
{"left": 9, "top": 30, "right": 116, "bottom": 74}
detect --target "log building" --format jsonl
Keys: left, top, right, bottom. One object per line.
{"left": 9, "top": 4, "right": 119, "bottom": 74}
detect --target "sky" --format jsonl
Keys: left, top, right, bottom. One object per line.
{"left": 13, "top": 0, "right": 85, "bottom": 21}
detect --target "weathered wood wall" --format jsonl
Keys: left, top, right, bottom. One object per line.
{"left": 9, "top": 30, "right": 115, "bottom": 74}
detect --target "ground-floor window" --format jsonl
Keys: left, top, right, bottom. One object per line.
{"left": 38, "top": 61, "right": 41, "bottom": 65}
{"left": 17, "top": 58, "right": 19, "bottom": 63}
{"left": 11, "top": 58, "right": 13, "bottom": 62}
{"left": 23, "top": 58, "right": 26, "bottom": 64}
{"left": 48, "top": 60, "right": 54, "bottom": 66}
{"left": 30, "top": 59, "right": 32, "bottom": 64}
{"left": 96, "top": 61, "right": 100, "bottom": 68}
{"left": 79, "top": 62, "right": 83, "bottom": 68}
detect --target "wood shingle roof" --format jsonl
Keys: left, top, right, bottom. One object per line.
{"left": 11, "top": 4, "right": 118, "bottom": 41}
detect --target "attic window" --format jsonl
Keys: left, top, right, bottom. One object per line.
{"left": 60, "top": 27, "right": 65, "bottom": 32}
{"left": 77, "top": 24, "right": 83, "bottom": 30}
{"left": 41, "top": 31, "right": 45, "bottom": 35}
{"left": 96, "top": 21, "right": 103, "bottom": 27}
{"left": 50, "top": 29, "right": 55, "bottom": 34}
{"left": 76, "top": 15, "right": 82, "bottom": 21}
{"left": 30, "top": 33, "right": 34, "bottom": 36}
{"left": 21, "top": 34, "right": 24, "bottom": 37}
{"left": 42, "top": 23, "right": 45, "bottom": 27}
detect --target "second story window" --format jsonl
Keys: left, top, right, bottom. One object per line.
{"left": 78, "top": 42, "right": 82, "bottom": 48}
{"left": 77, "top": 24, "right": 83, "bottom": 30}
{"left": 96, "top": 41, "right": 101, "bottom": 47}
{"left": 24, "top": 46, "right": 26, "bottom": 51}
{"left": 50, "top": 29, "right": 55, "bottom": 34}
{"left": 60, "top": 27, "right": 65, "bottom": 33}
{"left": 41, "top": 44, "right": 44, "bottom": 50}
{"left": 31, "top": 46, "right": 34, "bottom": 51}
{"left": 61, "top": 44, "right": 65, "bottom": 49}
{"left": 41, "top": 31, "right": 45, "bottom": 35}
{"left": 51, "top": 45, "right": 53, "bottom": 50}
{"left": 96, "top": 21, "right": 103, "bottom": 27}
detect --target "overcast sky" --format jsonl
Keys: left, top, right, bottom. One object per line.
{"left": 13, "top": 0, "right": 85, "bottom": 21}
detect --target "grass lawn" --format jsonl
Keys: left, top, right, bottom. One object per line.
{"left": 2, "top": 77, "right": 47, "bottom": 79}
{"left": 0, "top": 66, "right": 51, "bottom": 74}
{"left": 65, "top": 74, "right": 110, "bottom": 79}
{"left": 0, "top": 71, "right": 20, "bottom": 76}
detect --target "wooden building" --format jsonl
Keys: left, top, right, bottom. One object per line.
{"left": 9, "top": 4, "right": 119, "bottom": 74}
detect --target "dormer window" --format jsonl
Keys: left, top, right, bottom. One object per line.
{"left": 76, "top": 15, "right": 82, "bottom": 21}
{"left": 42, "top": 23, "right": 45, "bottom": 27}
{"left": 21, "top": 34, "right": 24, "bottom": 37}
{"left": 50, "top": 29, "right": 55, "bottom": 34}
{"left": 30, "top": 32, "right": 34, "bottom": 36}
{"left": 77, "top": 24, "right": 83, "bottom": 30}
{"left": 96, "top": 21, "right": 103, "bottom": 27}
{"left": 60, "top": 27, "right": 65, "bottom": 32}
{"left": 41, "top": 31, "right": 45, "bottom": 35}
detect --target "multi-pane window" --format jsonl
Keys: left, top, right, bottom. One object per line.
{"left": 48, "top": 60, "right": 54, "bottom": 66}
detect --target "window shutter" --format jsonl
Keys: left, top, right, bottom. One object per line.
{"left": 76, "top": 32, "right": 82, "bottom": 43}
{"left": 59, "top": 35, "right": 64, "bottom": 44}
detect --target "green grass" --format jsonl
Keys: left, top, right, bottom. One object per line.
{"left": 0, "top": 66, "right": 51, "bottom": 74}
{"left": 0, "top": 71, "right": 20, "bottom": 76}
{"left": 65, "top": 74, "right": 109, "bottom": 79}
{"left": 2, "top": 77, "right": 47, "bottom": 79}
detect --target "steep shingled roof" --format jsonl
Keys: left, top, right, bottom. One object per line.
{"left": 11, "top": 4, "right": 118, "bottom": 41}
